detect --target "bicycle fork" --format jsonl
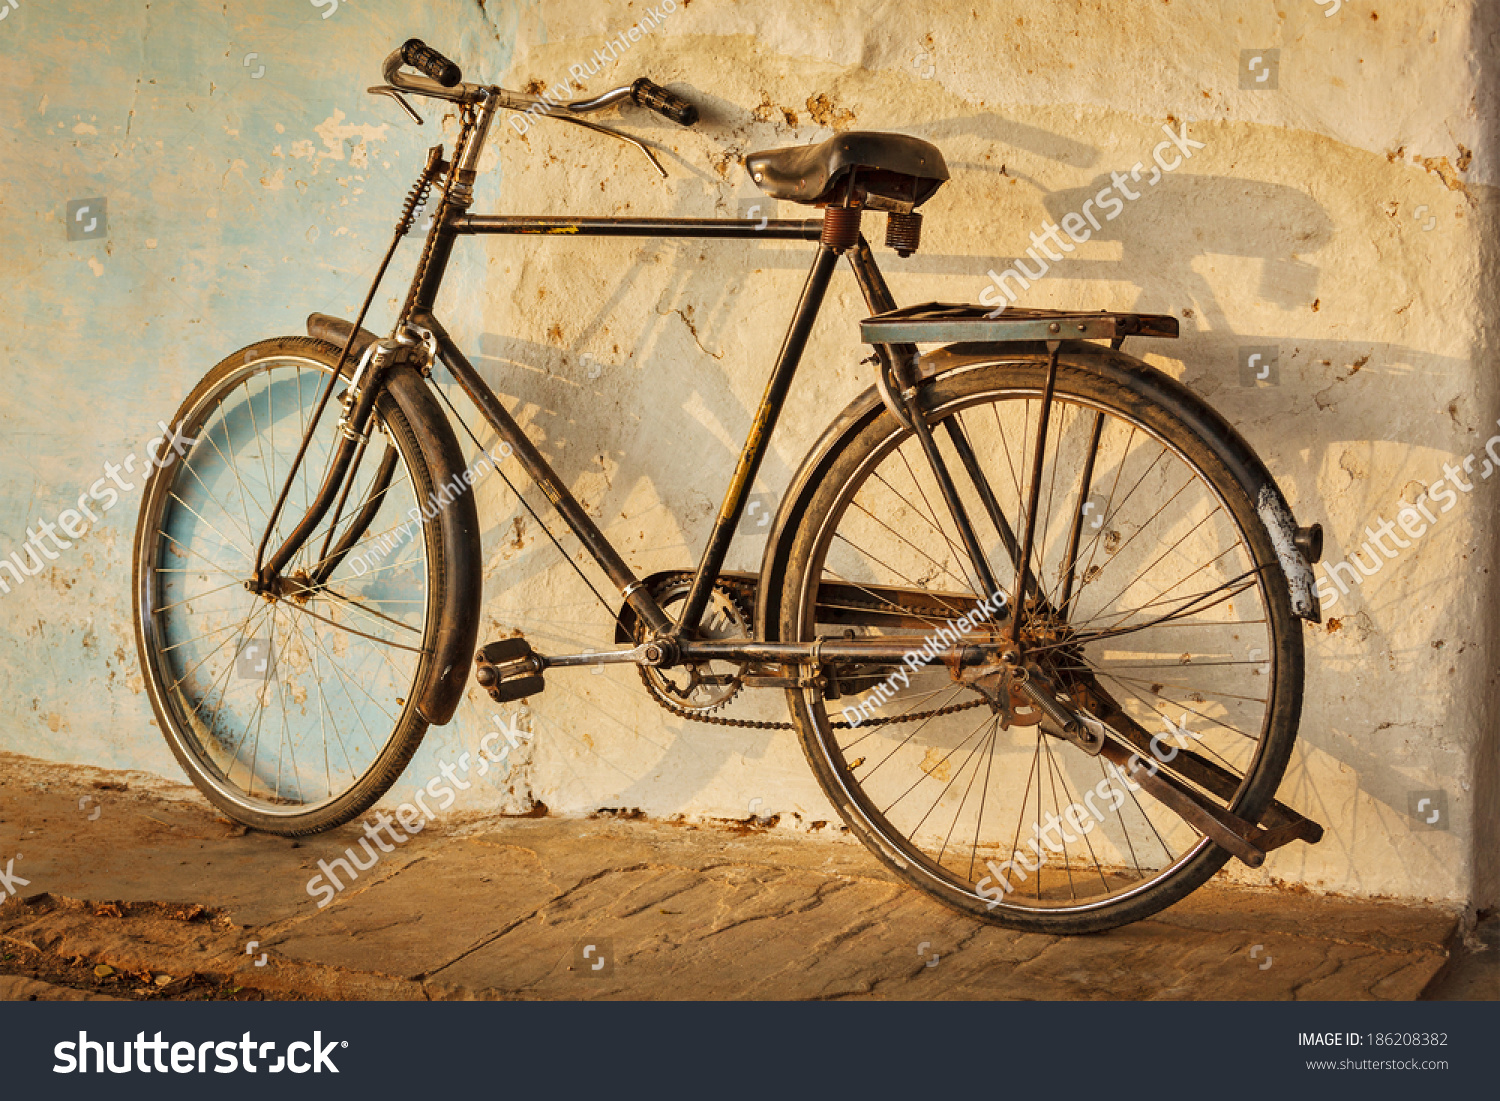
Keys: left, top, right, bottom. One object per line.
{"left": 252, "top": 333, "right": 417, "bottom": 592}
{"left": 249, "top": 144, "right": 454, "bottom": 593}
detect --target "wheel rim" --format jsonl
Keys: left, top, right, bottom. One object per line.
{"left": 794, "top": 370, "right": 1289, "bottom": 917}
{"left": 137, "top": 355, "right": 433, "bottom": 820}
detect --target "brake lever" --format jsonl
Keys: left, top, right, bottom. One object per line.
{"left": 367, "top": 85, "right": 424, "bottom": 125}
{"left": 549, "top": 113, "right": 667, "bottom": 178}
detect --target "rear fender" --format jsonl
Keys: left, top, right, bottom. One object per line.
{"left": 758, "top": 341, "right": 1320, "bottom": 631}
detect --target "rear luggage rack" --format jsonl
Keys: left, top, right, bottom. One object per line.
{"left": 860, "top": 302, "right": 1180, "bottom": 345}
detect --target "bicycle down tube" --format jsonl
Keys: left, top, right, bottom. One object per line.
{"left": 407, "top": 225, "right": 844, "bottom": 649}
{"left": 256, "top": 74, "right": 1010, "bottom": 667}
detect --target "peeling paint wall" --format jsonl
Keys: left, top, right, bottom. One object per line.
{"left": 1, "top": 1, "right": 1495, "bottom": 911}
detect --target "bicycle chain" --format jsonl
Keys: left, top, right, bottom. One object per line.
{"left": 648, "top": 686, "right": 989, "bottom": 731}
{"left": 637, "top": 574, "right": 989, "bottom": 731}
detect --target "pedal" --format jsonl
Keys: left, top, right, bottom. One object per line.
{"left": 474, "top": 638, "right": 546, "bottom": 703}
{"left": 477, "top": 638, "right": 533, "bottom": 665}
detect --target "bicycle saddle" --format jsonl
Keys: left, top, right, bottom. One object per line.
{"left": 746, "top": 131, "right": 948, "bottom": 208}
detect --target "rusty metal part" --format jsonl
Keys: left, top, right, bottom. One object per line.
{"left": 1295, "top": 523, "right": 1323, "bottom": 563}
{"left": 1095, "top": 739, "right": 1271, "bottom": 866}
{"left": 1092, "top": 724, "right": 1323, "bottom": 867}
{"left": 820, "top": 205, "right": 863, "bottom": 251}
{"left": 634, "top": 574, "right": 752, "bottom": 714}
{"left": 884, "top": 210, "right": 922, "bottom": 256}
{"left": 950, "top": 639, "right": 1100, "bottom": 752}
{"left": 396, "top": 145, "right": 446, "bottom": 236}
{"left": 1017, "top": 663, "right": 1102, "bottom": 754}
{"left": 948, "top": 653, "right": 1042, "bottom": 729}
{"left": 1081, "top": 682, "right": 1325, "bottom": 853}
{"left": 637, "top": 573, "right": 987, "bottom": 731}
{"left": 276, "top": 571, "right": 318, "bottom": 605}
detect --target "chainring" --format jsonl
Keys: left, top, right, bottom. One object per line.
{"left": 634, "top": 573, "right": 989, "bottom": 731}
{"left": 635, "top": 573, "right": 754, "bottom": 715}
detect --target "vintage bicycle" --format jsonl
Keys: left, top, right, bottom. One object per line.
{"left": 133, "top": 40, "right": 1327, "bottom": 933}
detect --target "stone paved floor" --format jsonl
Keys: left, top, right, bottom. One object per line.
{"left": 1, "top": 752, "right": 1485, "bottom": 1001}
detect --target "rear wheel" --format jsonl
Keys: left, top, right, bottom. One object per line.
{"left": 133, "top": 337, "right": 448, "bottom": 835}
{"left": 777, "top": 356, "right": 1303, "bottom": 933}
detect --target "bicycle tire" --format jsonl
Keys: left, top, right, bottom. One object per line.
{"left": 133, "top": 336, "right": 466, "bottom": 835}
{"left": 775, "top": 353, "right": 1304, "bottom": 933}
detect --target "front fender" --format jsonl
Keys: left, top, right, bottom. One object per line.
{"left": 306, "top": 313, "right": 483, "bottom": 724}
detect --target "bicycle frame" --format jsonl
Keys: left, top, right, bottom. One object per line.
{"left": 255, "top": 88, "right": 1016, "bottom": 671}
{"left": 145, "top": 43, "right": 1333, "bottom": 885}
{"left": 418, "top": 224, "right": 958, "bottom": 663}
{"left": 416, "top": 216, "right": 834, "bottom": 644}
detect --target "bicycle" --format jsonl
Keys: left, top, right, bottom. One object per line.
{"left": 132, "top": 39, "right": 1328, "bottom": 933}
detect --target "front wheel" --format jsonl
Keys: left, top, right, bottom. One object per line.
{"left": 776, "top": 355, "right": 1304, "bottom": 934}
{"left": 133, "top": 336, "right": 455, "bottom": 835}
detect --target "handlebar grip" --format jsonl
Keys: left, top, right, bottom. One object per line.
{"left": 400, "top": 39, "right": 462, "bottom": 88}
{"left": 630, "top": 78, "right": 698, "bottom": 126}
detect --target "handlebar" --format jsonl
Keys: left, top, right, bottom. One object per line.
{"left": 400, "top": 39, "right": 462, "bottom": 88}
{"left": 381, "top": 39, "right": 698, "bottom": 128}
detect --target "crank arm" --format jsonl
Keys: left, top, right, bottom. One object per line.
{"left": 541, "top": 642, "right": 657, "bottom": 669}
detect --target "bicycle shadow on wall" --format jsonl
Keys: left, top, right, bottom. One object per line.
{"left": 1019, "top": 163, "right": 1482, "bottom": 882}
{"left": 453, "top": 109, "right": 1475, "bottom": 838}
{"left": 454, "top": 326, "right": 789, "bottom": 806}
{"left": 1001, "top": 155, "right": 1480, "bottom": 879}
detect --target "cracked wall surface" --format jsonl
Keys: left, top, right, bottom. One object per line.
{"left": 0, "top": 0, "right": 1494, "bottom": 910}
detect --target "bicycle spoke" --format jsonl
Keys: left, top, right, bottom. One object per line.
{"left": 786, "top": 363, "right": 1295, "bottom": 925}
{"left": 139, "top": 354, "right": 432, "bottom": 824}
